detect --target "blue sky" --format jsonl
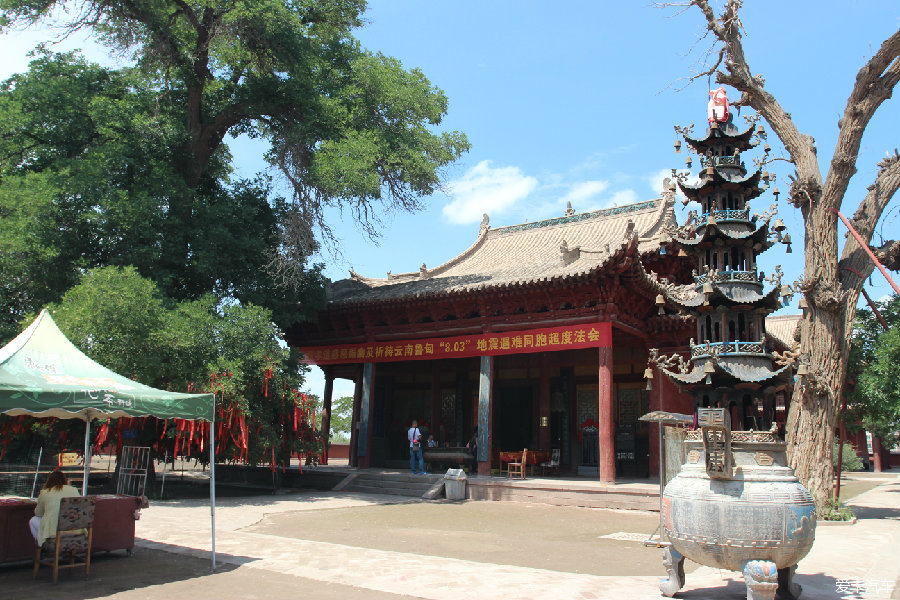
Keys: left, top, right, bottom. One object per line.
{"left": 2, "top": 1, "right": 899, "bottom": 400}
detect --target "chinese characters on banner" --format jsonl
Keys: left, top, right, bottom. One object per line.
{"left": 300, "top": 322, "right": 612, "bottom": 365}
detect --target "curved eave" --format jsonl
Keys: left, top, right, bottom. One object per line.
{"left": 684, "top": 122, "right": 756, "bottom": 153}
{"left": 660, "top": 358, "right": 791, "bottom": 387}
{"left": 665, "top": 283, "right": 781, "bottom": 310}
{"left": 677, "top": 170, "right": 763, "bottom": 201}
{"left": 675, "top": 221, "right": 771, "bottom": 248}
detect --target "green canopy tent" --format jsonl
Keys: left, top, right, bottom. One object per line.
{"left": 0, "top": 310, "right": 219, "bottom": 567}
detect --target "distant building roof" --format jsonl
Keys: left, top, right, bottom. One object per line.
{"left": 765, "top": 314, "right": 801, "bottom": 350}
{"left": 328, "top": 195, "right": 677, "bottom": 306}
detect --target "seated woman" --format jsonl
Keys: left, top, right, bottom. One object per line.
{"left": 29, "top": 469, "right": 81, "bottom": 546}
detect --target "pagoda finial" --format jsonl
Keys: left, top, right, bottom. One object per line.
{"left": 708, "top": 87, "right": 730, "bottom": 124}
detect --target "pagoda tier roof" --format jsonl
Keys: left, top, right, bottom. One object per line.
{"left": 677, "top": 169, "right": 763, "bottom": 202}
{"left": 684, "top": 121, "right": 756, "bottom": 153}
{"left": 665, "top": 277, "right": 782, "bottom": 311}
{"left": 674, "top": 218, "right": 773, "bottom": 250}
{"left": 327, "top": 196, "right": 677, "bottom": 306}
{"left": 660, "top": 355, "right": 791, "bottom": 387}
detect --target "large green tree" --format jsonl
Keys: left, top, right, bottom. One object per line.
{"left": 0, "top": 0, "right": 468, "bottom": 293}
{"left": 0, "top": 52, "right": 324, "bottom": 340}
{"left": 46, "top": 266, "right": 312, "bottom": 466}
{"left": 845, "top": 295, "right": 900, "bottom": 445}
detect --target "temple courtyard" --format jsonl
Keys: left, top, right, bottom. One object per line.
{"left": 1, "top": 471, "right": 898, "bottom": 600}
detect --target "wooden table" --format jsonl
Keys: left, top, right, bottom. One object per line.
{"left": 499, "top": 451, "right": 550, "bottom": 475}
{"left": 0, "top": 494, "right": 144, "bottom": 563}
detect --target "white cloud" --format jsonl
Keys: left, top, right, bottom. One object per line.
{"left": 646, "top": 168, "right": 675, "bottom": 195}
{"left": 607, "top": 189, "right": 639, "bottom": 206}
{"left": 560, "top": 180, "right": 609, "bottom": 205}
{"left": 442, "top": 160, "right": 537, "bottom": 224}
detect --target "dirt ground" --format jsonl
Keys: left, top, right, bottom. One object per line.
{"left": 246, "top": 500, "right": 699, "bottom": 577}
{"left": 0, "top": 548, "right": 413, "bottom": 600}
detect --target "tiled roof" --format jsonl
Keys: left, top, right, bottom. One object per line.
{"left": 328, "top": 195, "right": 676, "bottom": 305}
{"left": 765, "top": 314, "right": 801, "bottom": 350}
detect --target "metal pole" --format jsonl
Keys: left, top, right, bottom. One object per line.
{"left": 210, "top": 410, "right": 216, "bottom": 571}
{"left": 30, "top": 447, "right": 43, "bottom": 499}
{"left": 832, "top": 208, "right": 900, "bottom": 295}
{"left": 82, "top": 416, "right": 92, "bottom": 496}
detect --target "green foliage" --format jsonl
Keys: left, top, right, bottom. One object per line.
{"left": 832, "top": 442, "right": 864, "bottom": 472}
{"left": 846, "top": 295, "right": 900, "bottom": 445}
{"left": 0, "top": 0, "right": 468, "bottom": 287}
{"left": 329, "top": 395, "right": 354, "bottom": 442}
{"left": 0, "top": 52, "right": 325, "bottom": 338}
{"left": 821, "top": 499, "right": 856, "bottom": 522}
{"left": 42, "top": 266, "right": 312, "bottom": 467}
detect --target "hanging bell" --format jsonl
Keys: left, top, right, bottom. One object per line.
{"left": 782, "top": 233, "right": 792, "bottom": 253}
{"left": 707, "top": 212, "right": 717, "bottom": 226}
{"left": 772, "top": 187, "right": 780, "bottom": 199}
{"left": 678, "top": 248, "right": 688, "bottom": 257}
{"left": 656, "top": 294, "right": 666, "bottom": 315}
{"left": 702, "top": 281, "right": 715, "bottom": 295}
{"left": 773, "top": 218, "right": 786, "bottom": 232}
{"left": 758, "top": 125, "right": 765, "bottom": 135}
{"left": 675, "top": 139, "right": 682, "bottom": 153}
{"left": 704, "top": 361, "right": 716, "bottom": 374}
{"left": 762, "top": 170, "right": 770, "bottom": 181}
{"left": 644, "top": 367, "right": 654, "bottom": 380}
{"left": 686, "top": 156, "right": 693, "bottom": 168}
{"left": 763, "top": 143, "right": 771, "bottom": 153}
{"left": 797, "top": 362, "right": 809, "bottom": 376}
{"left": 798, "top": 296, "right": 808, "bottom": 310}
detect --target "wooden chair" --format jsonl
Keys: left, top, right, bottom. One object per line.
{"left": 507, "top": 449, "right": 527, "bottom": 479}
{"left": 34, "top": 496, "right": 96, "bottom": 583}
{"left": 540, "top": 448, "right": 561, "bottom": 475}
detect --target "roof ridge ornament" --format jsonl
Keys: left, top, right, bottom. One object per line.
{"left": 479, "top": 213, "right": 490, "bottom": 236}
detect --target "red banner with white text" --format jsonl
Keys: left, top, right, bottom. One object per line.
{"left": 300, "top": 322, "right": 611, "bottom": 365}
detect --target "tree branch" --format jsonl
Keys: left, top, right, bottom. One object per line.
{"left": 839, "top": 152, "right": 900, "bottom": 283}
{"left": 824, "top": 30, "right": 900, "bottom": 212}
{"left": 690, "top": 0, "right": 820, "bottom": 185}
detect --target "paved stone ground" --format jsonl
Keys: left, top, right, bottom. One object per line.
{"left": 2, "top": 473, "right": 898, "bottom": 599}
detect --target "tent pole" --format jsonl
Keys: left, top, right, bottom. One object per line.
{"left": 210, "top": 411, "right": 216, "bottom": 571}
{"left": 82, "top": 415, "right": 92, "bottom": 496}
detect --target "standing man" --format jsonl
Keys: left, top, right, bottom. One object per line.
{"left": 408, "top": 419, "right": 425, "bottom": 475}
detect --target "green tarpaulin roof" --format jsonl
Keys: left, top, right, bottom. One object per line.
{"left": 0, "top": 310, "right": 213, "bottom": 421}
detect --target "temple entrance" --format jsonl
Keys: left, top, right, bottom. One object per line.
{"left": 495, "top": 386, "right": 534, "bottom": 452}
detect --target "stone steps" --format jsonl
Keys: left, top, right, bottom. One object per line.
{"left": 339, "top": 472, "right": 443, "bottom": 498}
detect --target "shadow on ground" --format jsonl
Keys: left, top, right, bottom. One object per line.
{"left": 0, "top": 547, "right": 238, "bottom": 600}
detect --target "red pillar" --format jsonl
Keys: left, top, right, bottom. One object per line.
{"left": 648, "top": 367, "right": 660, "bottom": 478}
{"left": 872, "top": 436, "right": 884, "bottom": 473}
{"left": 539, "top": 353, "right": 551, "bottom": 451}
{"left": 598, "top": 346, "right": 615, "bottom": 482}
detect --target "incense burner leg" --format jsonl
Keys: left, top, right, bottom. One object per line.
{"left": 659, "top": 546, "right": 685, "bottom": 597}
{"left": 743, "top": 559, "right": 778, "bottom": 600}
{"left": 777, "top": 565, "right": 802, "bottom": 599}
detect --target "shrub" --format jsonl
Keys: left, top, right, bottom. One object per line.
{"left": 832, "top": 442, "right": 865, "bottom": 472}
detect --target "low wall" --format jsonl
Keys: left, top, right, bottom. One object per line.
{"left": 328, "top": 443, "right": 350, "bottom": 459}
{"left": 215, "top": 464, "right": 346, "bottom": 491}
